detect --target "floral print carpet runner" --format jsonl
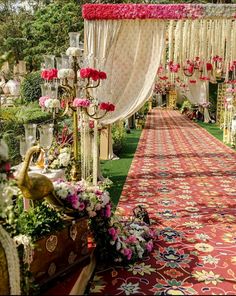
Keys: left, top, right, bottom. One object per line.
{"left": 87, "top": 109, "right": 236, "bottom": 295}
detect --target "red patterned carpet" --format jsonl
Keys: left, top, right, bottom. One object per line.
{"left": 87, "top": 109, "right": 236, "bottom": 295}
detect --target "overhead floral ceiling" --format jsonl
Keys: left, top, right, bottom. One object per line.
{"left": 83, "top": 4, "right": 236, "bottom": 20}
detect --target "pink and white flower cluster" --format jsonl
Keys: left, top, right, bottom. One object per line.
{"left": 73, "top": 98, "right": 91, "bottom": 108}
{"left": 39, "top": 96, "right": 60, "bottom": 110}
{"left": 108, "top": 220, "right": 154, "bottom": 262}
{"left": 53, "top": 180, "right": 112, "bottom": 218}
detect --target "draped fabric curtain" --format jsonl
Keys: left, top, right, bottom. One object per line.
{"left": 187, "top": 81, "right": 211, "bottom": 122}
{"left": 84, "top": 19, "right": 166, "bottom": 125}
{"left": 187, "top": 81, "right": 209, "bottom": 105}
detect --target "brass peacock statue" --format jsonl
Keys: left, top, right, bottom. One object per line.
{"left": 16, "top": 146, "right": 64, "bottom": 208}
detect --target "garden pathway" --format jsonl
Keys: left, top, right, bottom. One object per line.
{"left": 87, "top": 109, "right": 236, "bottom": 295}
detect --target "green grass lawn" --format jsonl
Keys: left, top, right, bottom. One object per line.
{"left": 196, "top": 121, "right": 224, "bottom": 142}
{"left": 100, "top": 129, "right": 142, "bottom": 207}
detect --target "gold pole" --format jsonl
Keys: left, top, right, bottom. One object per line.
{"left": 73, "top": 110, "right": 79, "bottom": 162}
{"left": 70, "top": 109, "right": 80, "bottom": 181}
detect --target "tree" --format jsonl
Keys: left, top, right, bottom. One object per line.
{"left": 0, "top": 0, "right": 33, "bottom": 70}
{"left": 22, "top": 0, "right": 83, "bottom": 71}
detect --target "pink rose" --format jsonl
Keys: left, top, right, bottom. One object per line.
{"left": 78, "top": 202, "right": 85, "bottom": 211}
{"left": 146, "top": 240, "right": 153, "bottom": 252}
{"left": 39, "top": 96, "right": 50, "bottom": 107}
{"left": 108, "top": 227, "right": 117, "bottom": 237}
{"left": 73, "top": 98, "right": 91, "bottom": 108}
{"left": 123, "top": 248, "right": 132, "bottom": 260}
{"left": 105, "top": 204, "right": 111, "bottom": 217}
{"left": 125, "top": 235, "right": 137, "bottom": 244}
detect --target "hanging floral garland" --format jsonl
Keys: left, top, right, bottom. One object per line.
{"left": 83, "top": 4, "right": 236, "bottom": 20}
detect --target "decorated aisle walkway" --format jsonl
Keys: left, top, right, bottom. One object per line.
{"left": 88, "top": 109, "right": 236, "bottom": 295}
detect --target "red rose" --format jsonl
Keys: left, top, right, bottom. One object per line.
{"left": 99, "top": 102, "right": 108, "bottom": 111}
{"left": 80, "top": 68, "right": 93, "bottom": 79}
{"left": 91, "top": 69, "right": 100, "bottom": 81}
{"left": 206, "top": 63, "right": 213, "bottom": 71}
{"left": 99, "top": 71, "right": 107, "bottom": 80}
{"left": 108, "top": 103, "right": 115, "bottom": 111}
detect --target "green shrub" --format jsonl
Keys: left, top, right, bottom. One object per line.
{"left": 20, "top": 71, "right": 43, "bottom": 102}
{"left": 112, "top": 121, "right": 126, "bottom": 155}
{"left": 15, "top": 101, "right": 51, "bottom": 124}
{"left": 1, "top": 102, "right": 52, "bottom": 164}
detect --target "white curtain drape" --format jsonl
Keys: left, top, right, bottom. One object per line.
{"left": 187, "top": 80, "right": 211, "bottom": 122}
{"left": 187, "top": 80, "right": 209, "bottom": 105}
{"left": 84, "top": 19, "right": 166, "bottom": 124}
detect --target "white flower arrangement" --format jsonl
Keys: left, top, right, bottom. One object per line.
{"left": 58, "top": 68, "right": 75, "bottom": 79}
{"left": 50, "top": 146, "right": 71, "bottom": 169}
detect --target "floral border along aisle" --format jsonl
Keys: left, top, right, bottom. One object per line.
{"left": 53, "top": 178, "right": 155, "bottom": 264}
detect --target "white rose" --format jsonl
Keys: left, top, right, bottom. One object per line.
{"left": 44, "top": 98, "right": 53, "bottom": 108}
{"left": 58, "top": 152, "right": 70, "bottom": 167}
{"left": 57, "top": 188, "right": 68, "bottom": 199}
{"left": 52, "top": 99, "right": 60, "bottom": 108}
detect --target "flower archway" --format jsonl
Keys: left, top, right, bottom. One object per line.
{"left": 82, "top": 3, "right": 236, "bottom": 158}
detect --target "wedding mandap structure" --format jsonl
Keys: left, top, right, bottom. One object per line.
{"left": 0, "top": 3, "right": 236, "bottom": 295}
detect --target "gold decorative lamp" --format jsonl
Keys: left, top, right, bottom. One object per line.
{"left": 39, "top": 32, "right": 115, "bottom": 184}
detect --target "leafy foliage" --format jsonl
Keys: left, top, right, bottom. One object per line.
{"left": 16, "top": 200, "right": 64, "bottom": 241}
{"left": 20, "top": 71, "right": 43, "bottom": 102}
{"left": 112, "top": 121, "right": 126, "bottom": 154}
{"left": 22, "top": 0, "right": 83, "bottom": 70}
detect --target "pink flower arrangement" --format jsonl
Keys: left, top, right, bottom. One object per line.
{"left": 53, "top": 179, "right": 154, "bottom": 264}
{"left": 73, "top": 98, "right": 91, "bottom": 108}
{"left": 53, "top": 179, "right": 112, "bottom": 218}
{"left": 39, "top": 96, "right": 50, "bottom": 107}
{"left": 80, "top": 68, "right": 107, "bottom": 81}
{"left": 168, "top": 62, "right": 180, "bottom": 73}
{"left": 82, "top": 4, "right": 206, "bottom": 20}
{"left": 99, "top": 102, "right": 115, "bottom": 112}
{"left": 106, "top": 220, "right": 155, "bottom": 263}
{"left": 41, "top": 68, "right": 58, "bottom": 80}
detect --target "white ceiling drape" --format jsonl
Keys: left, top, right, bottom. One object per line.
{"left": 84, "top": 19, "right": 166, "bottom": 124}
